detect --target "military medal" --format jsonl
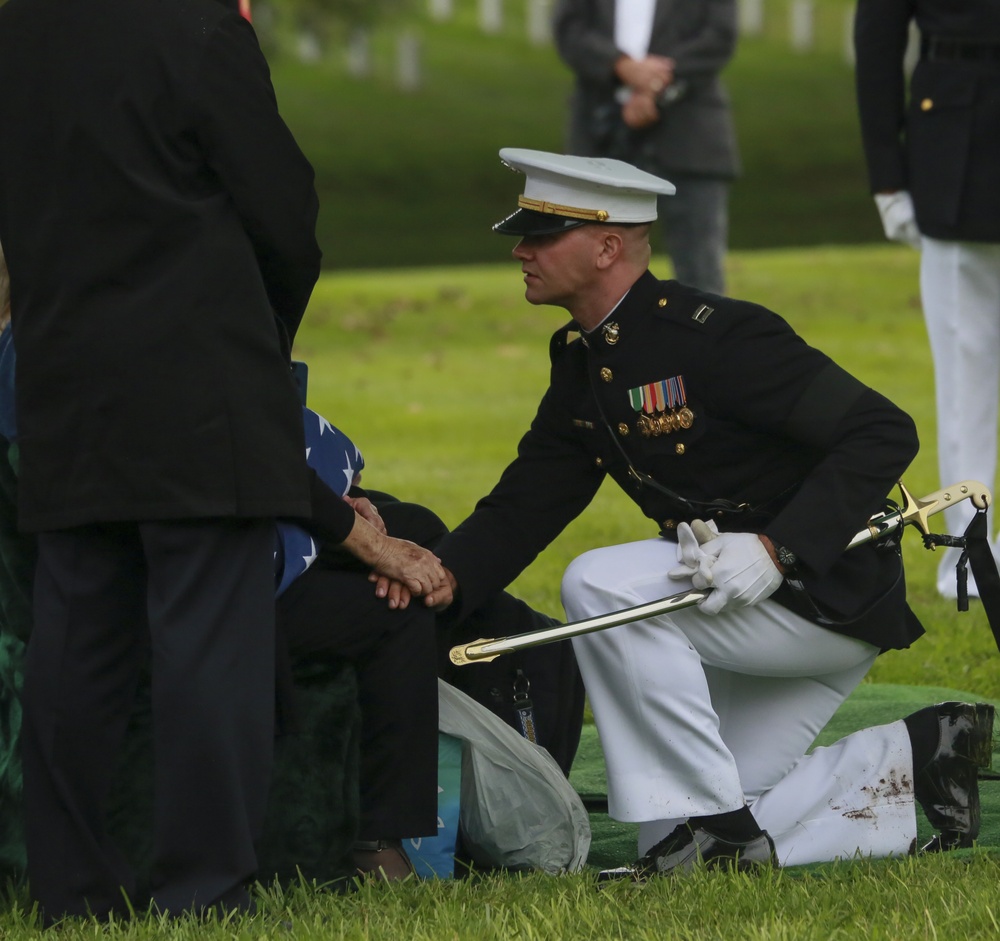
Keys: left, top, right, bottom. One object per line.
{"left": 629, "top": 376, "right": 695, "bottom": 438}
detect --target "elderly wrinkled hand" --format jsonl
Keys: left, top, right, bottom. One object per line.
{"left": 344, "top": 495, "right": 387, "bottom": 535}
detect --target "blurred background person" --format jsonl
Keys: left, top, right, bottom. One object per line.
{"left": 854, "top": 0, "right": 1000, "bottom": 600}
{"left": 552, "top": 0, "right": 740, "bottom": 294}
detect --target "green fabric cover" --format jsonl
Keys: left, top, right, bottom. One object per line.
{"left": 575, "top": 683, "right": 1000, "bottom": 869}
{"left": 105, "top": 662, "right": 361, "bottom": 894}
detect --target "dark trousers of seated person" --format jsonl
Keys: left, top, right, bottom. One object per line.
{"left": 276, "top": 555, "right": 439, "bottom": 842}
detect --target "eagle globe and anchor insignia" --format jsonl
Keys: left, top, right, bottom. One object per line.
{"left": 629, "top": 376, "right": 695, "bottom": 438}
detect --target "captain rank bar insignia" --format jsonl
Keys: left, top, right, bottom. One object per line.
{"left": 629, "top": 376, "right": 695, "bottom": 438}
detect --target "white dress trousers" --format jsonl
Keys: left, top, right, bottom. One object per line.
{"left": 565, "top": 537, "right": 917, "bottom": 865}
{"left": 920, "top": 237, "right": 1000, "bottom": 598}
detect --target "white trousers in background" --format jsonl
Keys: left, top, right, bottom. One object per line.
{"left": 920, "top": 237, "right": 1000, "bottom": 598}
{"left": 565, "top": 538, "right": 917, "bottom": 866}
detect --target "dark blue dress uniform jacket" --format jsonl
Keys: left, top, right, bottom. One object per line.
{"left": 437, "top": 272, "right": 924, "bottom": 652}
{"left": 854, "top": 0, "right": 1000, "bottom": 243}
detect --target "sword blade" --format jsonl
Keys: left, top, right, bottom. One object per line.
{"left": 449, "top": 479, "right": 992, "bottom": 666}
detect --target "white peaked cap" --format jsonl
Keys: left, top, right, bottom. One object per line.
{"left": 493, "top": 148, "right": 676, "bottom": 235}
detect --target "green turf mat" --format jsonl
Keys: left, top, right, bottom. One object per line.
{"left": 572, "top": 683, "right": 1000, "bottom": 869}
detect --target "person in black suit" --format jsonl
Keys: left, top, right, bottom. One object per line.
{"left": 417, "top": 148, "right": 994, "bottom": 879}
{"left": 551, "top": 0, "right": 740, "bottom": 294}
{"left": 854, "top": 0, "right": 1000, "bottom": 600}
{"left": 0, "top": 0, "right": 447, "bottom": 921}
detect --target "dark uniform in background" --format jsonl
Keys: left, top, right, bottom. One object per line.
{"left": 0, "top": 0, "right": 320, "bottom": 919}
{"left": 854, "top": 0, "right": 1000, "bottom": 598}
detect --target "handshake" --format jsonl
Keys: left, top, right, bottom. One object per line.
{"left": 668, "top": 521, "right": 785, "bottom": 616}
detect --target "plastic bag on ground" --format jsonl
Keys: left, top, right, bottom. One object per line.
{"left": 437, "top": 678, "right": 591, "bottom": 873}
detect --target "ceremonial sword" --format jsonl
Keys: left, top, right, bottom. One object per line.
{"left": 448, "top": 479, "right": 991, "bottom": 666}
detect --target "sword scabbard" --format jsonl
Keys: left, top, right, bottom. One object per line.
{"left": 449, "top": 479, "right": 993, "bottom": 666}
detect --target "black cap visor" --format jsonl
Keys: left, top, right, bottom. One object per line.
{"left": 492, "top": 207, "right": 589, "bottom": 237}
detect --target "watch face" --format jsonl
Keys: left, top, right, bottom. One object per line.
{"left": 777, "top": 546, "right": 797, "bottom": 568}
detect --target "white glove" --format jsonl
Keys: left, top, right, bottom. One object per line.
{"left": 668, "top": 520, "right": 720, "bottom": 585}
{"left": 672, "top": 530, "right": 783, "bottom": 616}
{"left": 874, "top": 192, "right": 921, "bottom": 249}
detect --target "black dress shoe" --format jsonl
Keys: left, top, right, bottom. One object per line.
{"left": 597, "top": 823, "right": 777, "bottom": 884}
{"left": 352, "top": 839, "right": 416, "bottom": 882}
{"left": 907, "top": 701, "right": 995, "bottom": 852}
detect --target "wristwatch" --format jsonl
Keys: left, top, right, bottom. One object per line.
{"left": 767, "top": 537, "right": 798, "bottom": 572}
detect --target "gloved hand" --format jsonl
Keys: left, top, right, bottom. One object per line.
{"left": 672, "top": 528, "right": 783, "bottom": 616}
{"left": 874, "top": 191, "right": 921, "bottom": 249}
{"left": 668, "top": 520, "right": 720, "bottom": 586}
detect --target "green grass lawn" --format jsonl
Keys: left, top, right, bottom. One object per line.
{"left": 5, "top": 242, "right": 999, "bottom": 939}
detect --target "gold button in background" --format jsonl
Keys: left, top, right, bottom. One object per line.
{"left": 599, "top": 367, "right": 613, "bottom": 382}
{"left": 920, "top": 98, "right": 933, "bottom": 111}
{"left": 617, "top": 423, "right": 629, "bottom": 436}
{"left": 675, "top": 443, "right": 686, "bottom": 455}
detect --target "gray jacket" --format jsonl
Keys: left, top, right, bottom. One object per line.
{"left": 552, "top": 0, "right": 741, "bottom": 178}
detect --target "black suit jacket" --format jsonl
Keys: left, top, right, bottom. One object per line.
{"left": 0, "top": 0, "right": 320, "bottom": 530}
{"left": 552, "top": 0, "right": 741, "bottom": 178}
{"left": 854, "top": 0, "right": 1000, "bottom": 242}
{"left": 438, "top": 272, "right": 923, "bottom": 652}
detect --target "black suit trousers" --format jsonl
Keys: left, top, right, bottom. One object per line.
{"left": 22, "top": 517, "right": 276, "bottom": 920}
{"left": 275, "top": 551, "right": 440, "bottom": 842}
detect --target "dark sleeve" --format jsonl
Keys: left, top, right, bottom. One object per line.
{"left": 291, "top": 468, "right": 356, "bottom": 544}
{"left": 853, "top": 0, "right": 914, "bottom": 193}
{"left": 194, "top": 15, "right": 321, "bottom": 349}
{"left": 436, "top": 381, "right": 605, "bottom": 619}
{"left": 552, "top": 0, "right": 623, "bottom": 83}
{"left": 701, "top": 307, "right": 918, "bottom": 576}
{"left": 660, "top": 0, "right": 738, "bottom": 81}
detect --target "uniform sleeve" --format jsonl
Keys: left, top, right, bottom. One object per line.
{"left": 853, "top": 0, "right": 914, "bottom": 193}
{"left": 702, "top": 307, "right": 918, "bottom": 576}
{"left": 194, "top": 15, "right": 321, "bottom": 350}
{"left": 436, "top": 380, "right": 605, "bottom": 619}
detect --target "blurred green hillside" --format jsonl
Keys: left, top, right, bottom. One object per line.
{"left": 266, "top": 0, "right": 881, "bottom": 269}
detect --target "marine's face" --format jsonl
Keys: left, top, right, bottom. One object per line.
{"left": 511, "top": 226, "right": 600, "bottom": 310}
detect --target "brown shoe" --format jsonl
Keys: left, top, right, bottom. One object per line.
{"left": 352, "top": 839, "right": 415, "bottom": 882}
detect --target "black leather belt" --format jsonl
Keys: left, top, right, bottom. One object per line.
{"left": 923, "top": 36, "right": 1000, "bottom": 63}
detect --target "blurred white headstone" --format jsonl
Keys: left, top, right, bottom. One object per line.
{"left": 480, "top": 0, "right": 502, "bottom": 34}
{"left": 739, "top": 0, "right": 764, "bottom": 36}
{"left": 297, "top": 29, "right": 322, "bottom": 63}
{"left": 428, "top": 0, "right": 453, "bottom": 20}
{"left": 790, "top": 0, "right": 813, "bottom": 52}
{"left": 397, "top": 30, "right": 422, "bottom": 92}
{"left": 346, "top": 27, "right": 371, "bottom": 77}
{"left": 527, "top": 0, "right": 551, "bottom": 45}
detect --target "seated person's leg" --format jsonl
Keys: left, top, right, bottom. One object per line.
{"left": 276, "top": 559, "right": 439, "bottom": 877}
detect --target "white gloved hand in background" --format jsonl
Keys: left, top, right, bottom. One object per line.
{"left": 874, "top": 191, "right": 921, "bottom": 249}
{"left": 670, "top": 525, "right": 783, "bottom": 616}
